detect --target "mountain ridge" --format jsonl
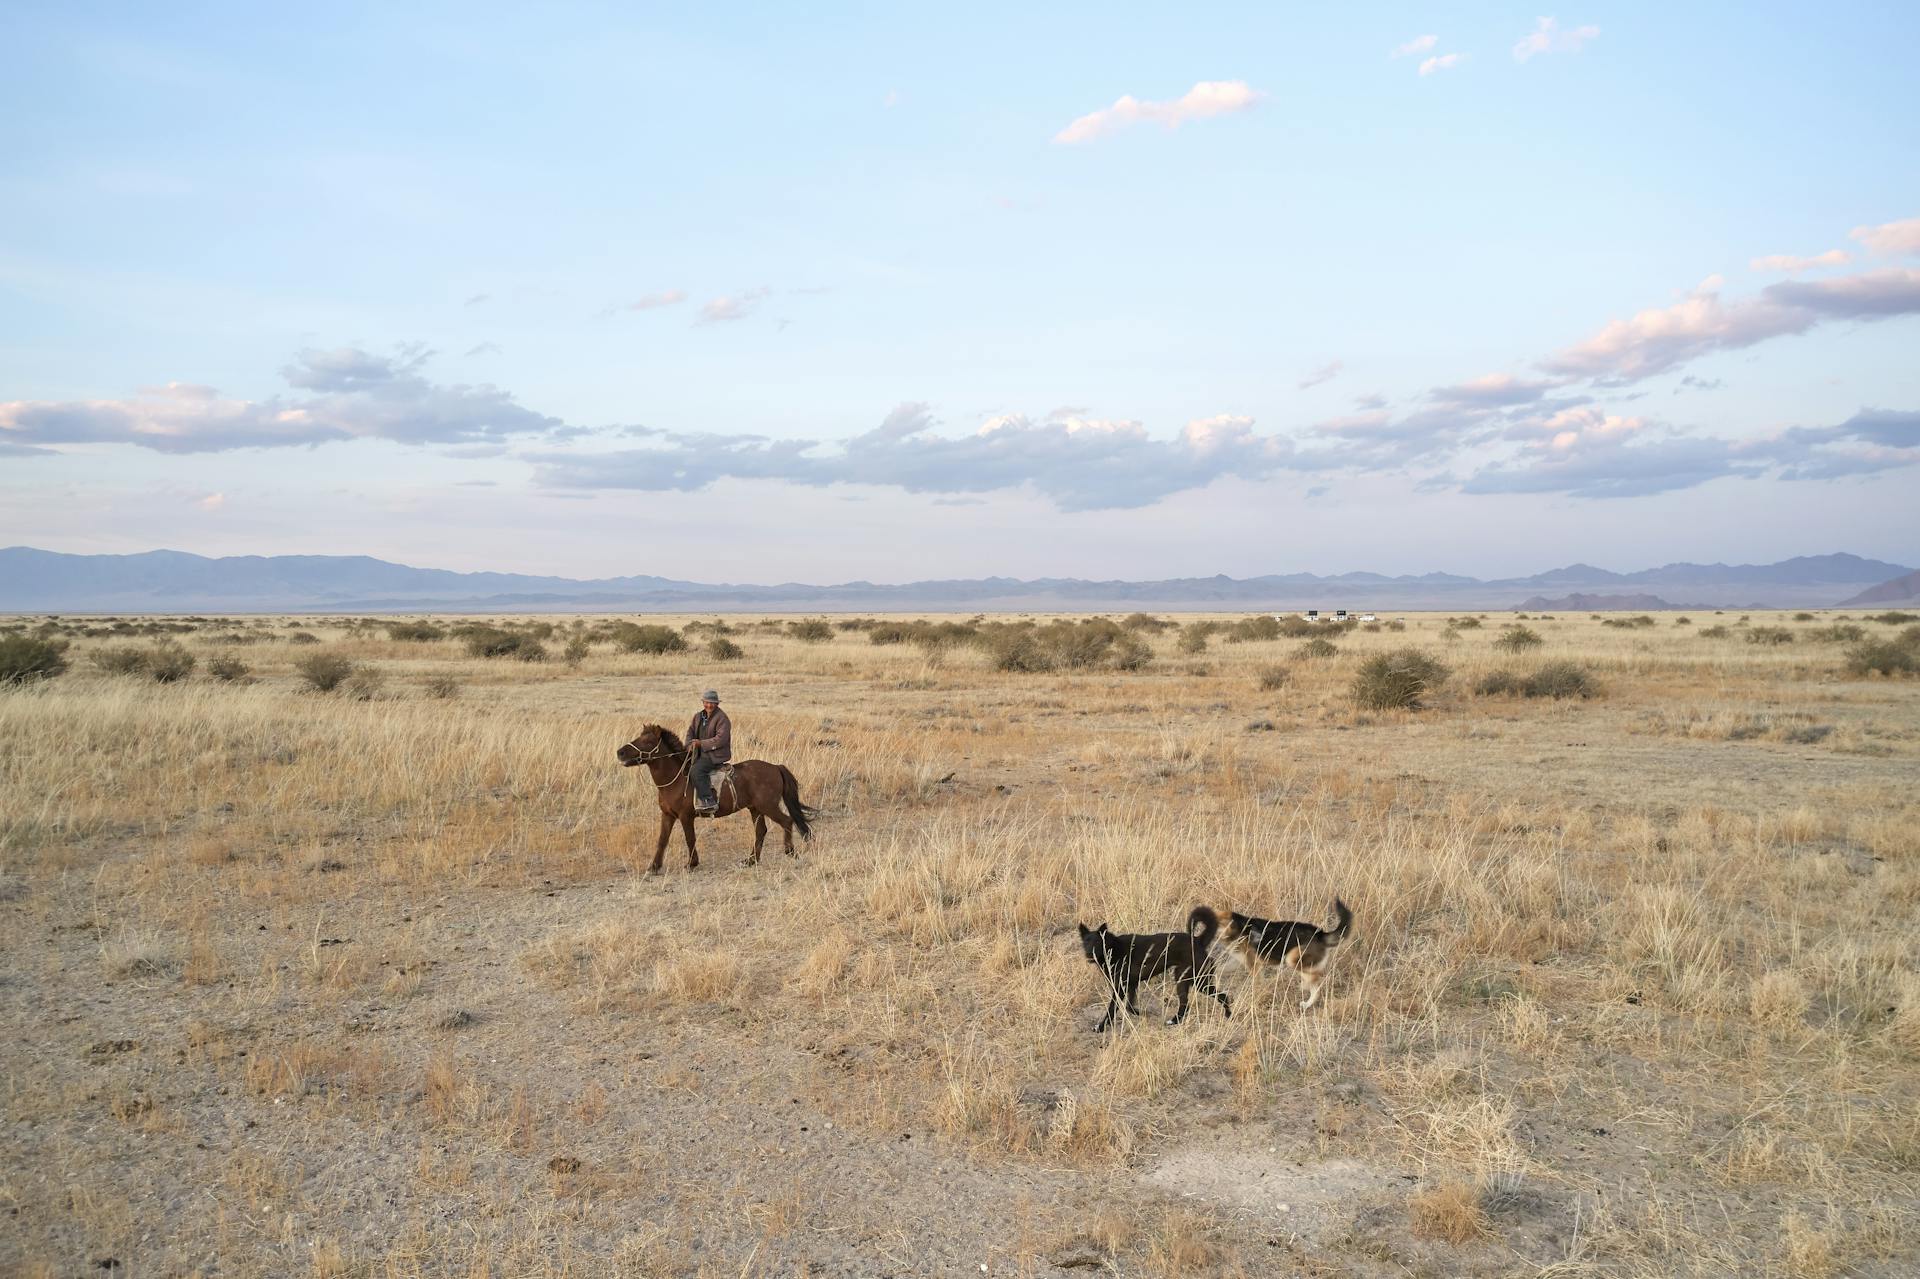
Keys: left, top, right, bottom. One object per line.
{"left": 1, "top": 546, "right": 1909, "bottom": 613}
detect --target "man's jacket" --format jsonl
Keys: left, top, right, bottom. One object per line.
{"left": 687, "top": 708, "right": 732, "bottom": 763}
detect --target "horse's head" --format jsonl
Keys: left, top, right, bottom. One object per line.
{"left": 617, "top": 725, "right": 683, "bottom": 767}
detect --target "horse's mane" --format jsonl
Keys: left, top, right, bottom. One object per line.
{"left": 646, "top": 724, "right": 687, "bottom": 753}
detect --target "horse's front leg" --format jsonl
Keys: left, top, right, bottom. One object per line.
{"left": 679, "top": 811, "right": 698, "bottom": 870}
{"left": 650, "top": 810, "right": 673, "bottom": 874}
{"left": 749, "top": 812, "right": 767, "bottom": 865}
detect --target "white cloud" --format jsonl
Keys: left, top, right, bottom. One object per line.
{"left": 883, "top": 89, "right": 901, "bottom": 109}
{"left": 624, "top": 289, "right": 688, "bottom": 312}
{"left": 196, "top": 492, "right": 227, "bottom": 512}
{"left": 696, "top": 287, "right": 770, "bottom": 324}
{"left": 1297, "top": 359, "right": 1343, "bottom": 390}
{"left": 1419, "top": 54, "right": 1465, "bottom": 77}
{"left": 1053, "top": 80, "right": 1264, "bottom": 145}
{"left": 1851, "top": 216, "right": 1920, "bottom": 257}
{"left": 1540, "top": 269, "right": 1920, "bottom": 383}
{"left": 1391, "top": 35, "right": 1438, "bottom": 59}
{"left": 0, "top": 348, "right": 560, "bottom": 454}
{"left": 1750, "top": 250, "right": 1851, "bottom": 272}
{"left": 462, "top": 293, "right": 491, "bottom": 307}
{"left": 1513, "top": 17, "right": 1601, "bottom": 62}
{"left": 1429, "top": 373, "right": 1559, "bottom": 407}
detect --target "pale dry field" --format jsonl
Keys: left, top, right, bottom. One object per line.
{"left": 2, "top": 611, "right": 1917, "bottom": 1278}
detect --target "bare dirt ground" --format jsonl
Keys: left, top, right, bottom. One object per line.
{"left": 2, "top": 611, "right": 1917, "bottom": 1277}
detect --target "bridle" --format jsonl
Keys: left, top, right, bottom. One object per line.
{"left": 626, "top": 736, "right": 692, "bottom": 789}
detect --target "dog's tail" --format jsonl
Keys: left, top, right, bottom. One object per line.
{"left": 1187, "top": 905, "right": 1220, "bottom": 951}
{"left": 1321, "top": 898, "right": 1353, "bottom": 946}
{"left": 779, "top": 765, "right": 814, "bottom": 840}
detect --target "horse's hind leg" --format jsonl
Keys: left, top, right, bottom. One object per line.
{"left": 772, "top": 809, "right": 798, "bottom": 857}
{"left": 749, "top": 812, "right": 767, "bottom": 865}
{"left": 679, "top": 812, "right": 698, "bottom": 870}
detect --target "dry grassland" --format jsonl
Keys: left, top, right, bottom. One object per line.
{"left": 2, "top": 610, "right": 1917, "bottom": 1277}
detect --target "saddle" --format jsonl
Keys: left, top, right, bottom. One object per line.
{"left": 696, "top": 764, "right": 736, "bottom": 816}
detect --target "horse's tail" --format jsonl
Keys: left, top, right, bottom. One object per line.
{"left": 780, "top": 765, "right": 814, "bottom": 840}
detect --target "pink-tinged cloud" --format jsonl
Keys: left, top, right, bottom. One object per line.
{"left": 1390, "top": 34, "right": 1437, "bottom": 59}
{"left": 625, "top": 290, "right": 688, "bottom": 311}
{"left": 1053, "top": 80, "right": 1264, "bottom": 144}
{"left": 1513, "top": 17, "right": 1601, "bottom": 62}
{"left": 1419, "top": 54, "right": 1465, "bottom": 77}
{"left": 1750, "top": 250, "right": 1851, "bottom": 272}
{"left": 1851, "top": 216, "right": 1920, "bottom": 257}
{"left": 1541, "top": 269, "right": 1920, "bottom": 382}
{"left": 696, "top": 287, "right": 770, "bottom": 324}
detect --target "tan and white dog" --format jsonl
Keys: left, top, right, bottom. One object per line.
{"left": 1217, "top": 899, "right": 1353, "bottom": 1009}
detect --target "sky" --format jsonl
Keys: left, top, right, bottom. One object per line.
{"left": 2, "top": 1, "right": 1917, "bottom": 582}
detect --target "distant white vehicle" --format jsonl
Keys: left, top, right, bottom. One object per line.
{"left": 1359, "top": 613, "right": 1377, "bottom": 623}
{"left": 1334, "top": 609, "right": 1349, "bottom": 621}
{"left": 1303, "top": 609, "right": 1321, "bottom": 622}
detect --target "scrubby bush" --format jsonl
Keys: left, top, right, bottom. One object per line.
{"left": 1601, "top": 615, "right": 1658, "bottom": 629}
{"left": 610, "top": 623, "right": 687, "bottom": 656}
{"left": 1224, "top": 615, "right": 1283, "bottom": 643}
{"left": 1845, "top": 633, "right": 1920, "bottom": 677}
{"left": 1493, "top": 625, "right": 1544, "bottom": 652}
{"left": 1385, "top": 619, "right": 1406, "bottom": 632}
{"left": 1257, "top": 665, "right": 1289, "bottom": 691}
{"left": 144, "top": 641, "right": 196, "bottom": 683}
{"left": 985, "top": 630, "right": 1055, "bottom": 673}
{"left": 288, "top": 631, "right": 321, "bottom": 645}
{"left": 1698, "top": 625, "right": 1731, "bottom": 639}
{"left": 512, "top": 639, "right": 548, "bottom": 662}
{"left": 1473, "top": 669, "right": 1523, "bottom": 697}
{"left": 91, "top": 646, "right": 150, "bottom": 676}
{"left": 387, "top": 621, "right": 446, "bottom": 642}
{"left": 1525, "top": 661, "right": 1601, "bottom": 699}
{"left": 1746, "top": 627, "right": 1795, "bottom": 646}
{"left": 344, "top": 666, "right": 387, "bottom": 700}
{"left": 206, "top": 655, "right": 252, "bottom": 683}
{"left": 1792, "top": 612, "right": 1816, "bottom": 623}
{"left": 788, "top": 619, "right": 834, "bottom": 643}
{"left": 1177, "top": 622, "right": 1216, "bottom": 654}
{"left": 1869, "top": 611, "right": 1919, "bottom": 625}
{"left": 422, "top": 674, "right": 461, "bottom": 699}
{"left": 1673, "top": 617, "right": 1692, "bottom": 626}
{"left": 1120, "top": 612, "right": 1172, "bottom": 633}
{"left": 868, "top": 623, "right": 912, "bottom": 645}
{"left": 0, "top": 635, "right": 68, "bottom": 685}
{"left": 1297, "top": 637, "right": 1339, "bottom": 659}
{"left": 1351, "top": 649, "right": 1449, "bottom": 711}
{"left": 707, "top": 636, "right": 745, "bottom": 661}
{"left": 1276, "top": 615, "right": 1319, "bottom": 638}
{"left": 1806, "top": 623, "right": 1866, "bottom": 643}
{"left": 1448, "top": 616, "right": 1484, "bottom": 630}
{"left": 295, "top": 652, "right": 356, "bottom": 692}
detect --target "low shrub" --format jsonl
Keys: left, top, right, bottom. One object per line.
{"left": 1601, "top": 615, "right": 1658, "bottom": 629}
{"left": 206, "top": 655, "right": 252, "bottom": 683}
{"left": 1257, "top": 665, "right": 1289, "bottom": 691}
{"left": 0, "top": 635, "right": 69, "bottom": 685}
{"left": 1792, "top": 612, "right": 1816, "bottom": 622}
{"left": 1473, "top": 669, "right": 1524, "bottom": 697}
{"left": 1524, "top": 660, "right": 1600, "bottom": 699}
{"left": 1351, "top": 649, "right": 1449, "bottom": 711}
{"left": 1868, "top": 611, "right": 1918, "bottom": 625}
{"left": 91, "top": 646, "right": 151, "bottom": 676}
{"left": 1845, "top": 636, "right": 1920, "bottom": 677}
{"left": 344, "top": 666, "right": 387, "bottom": 700}
{"left": 422, "top": 674, "right": 461, "bottom": 699}
{"left": 288, "top": 631, "right": 321, "bottom": 645}
{"left": 145, "top": 641, "right": 196, "bottom": 683}
{"left": 1120, "top": 612, "right": 1173, "bottom": 633}
{"left": 1746, "top": 627, "right": 1794, "bottom": 646}
{"left": 1698, "top": 625, "right": 1731, "bottom": 639}
{"left": 387, "top": 622, "right": 446, "bottom": 642}
{"left": 610, "top": 623, "right": 687, "bottom": 656}
{"left": 985, "top": 630, "right": 1054, "bottom": 673}
{"left": 1448, "top": 616, "right": 1484, "bottom": 630}
{"left": 707, "top": 636, "right": 744, "bottom": 661}
{"left": 1673, "top": 616, "right": 1692, "bottom": 626}
{"left": 788, "top": 619, "right": 834, "bottom": 643}
{"left": 1297, "top": 638, "right": 1339, "bottom": 659}
{"left": 1806, "top": 623, "right": 1866, "bottom": 643}
{"left": 294, "top": 653, "right": 356, "bottom": 692}
{"left": 1177, "top": 624, "right": 1213, "bottom": 654}
{"left": 563, "top": 636, "right": 592, "bottom": 667}
{"left": 1224, "top": 615, "right": 1282, "bottom": 643}
{"left": 1493, "top": 625, "right": 1544, "bottom": 652}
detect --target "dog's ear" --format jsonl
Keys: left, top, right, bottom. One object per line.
{"left": 1077, "top": 922, "right": 1092, "bottom": 939}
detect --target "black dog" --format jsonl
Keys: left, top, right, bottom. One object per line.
{"left": 1078, "top": 906, "right": 1232, "bottom": 1030}
{"left": 1219, "top": 898, "right": 1353, "bottom": 1009}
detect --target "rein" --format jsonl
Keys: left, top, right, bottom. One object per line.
{"left": 631, "top": 743, "right": 692, "bottom": 791}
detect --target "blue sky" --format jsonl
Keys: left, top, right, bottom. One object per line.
{"left": 3, "top": 2, "right": 1917, "bottom": 580}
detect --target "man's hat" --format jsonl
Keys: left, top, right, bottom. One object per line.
{"left": 701, "top": 689, "right": 720, "bottom": 703}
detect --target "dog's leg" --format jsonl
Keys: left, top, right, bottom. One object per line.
{"left": 1125, "top": 972, "right": 1142, "bottom": 1020}
{"left": 1199, "top": 965, "right": 1232, "bottom": 1018}
{"left": 1167, "top": 974, "right": 1193, "bottom": 1026}
{"left": 1096, "top": 989, "right": 1119, "bottom": 1032}
{"left": 1300, "top": 966, "right": 1325, "bottom": 1010}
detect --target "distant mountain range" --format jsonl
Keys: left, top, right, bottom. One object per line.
{"left": 1837, "top": 570, "right": 1920, "bottom": 607}
{"left": 0, "top": 547, "right": 1911, "bottom": 613}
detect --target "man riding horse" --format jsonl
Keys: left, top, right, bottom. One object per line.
{"left": 687, "top": 689, "right": 731, "bottom": 814}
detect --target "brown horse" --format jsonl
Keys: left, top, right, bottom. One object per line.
{"left": 616, "top": 725, "right": 814, "bottom": 872}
